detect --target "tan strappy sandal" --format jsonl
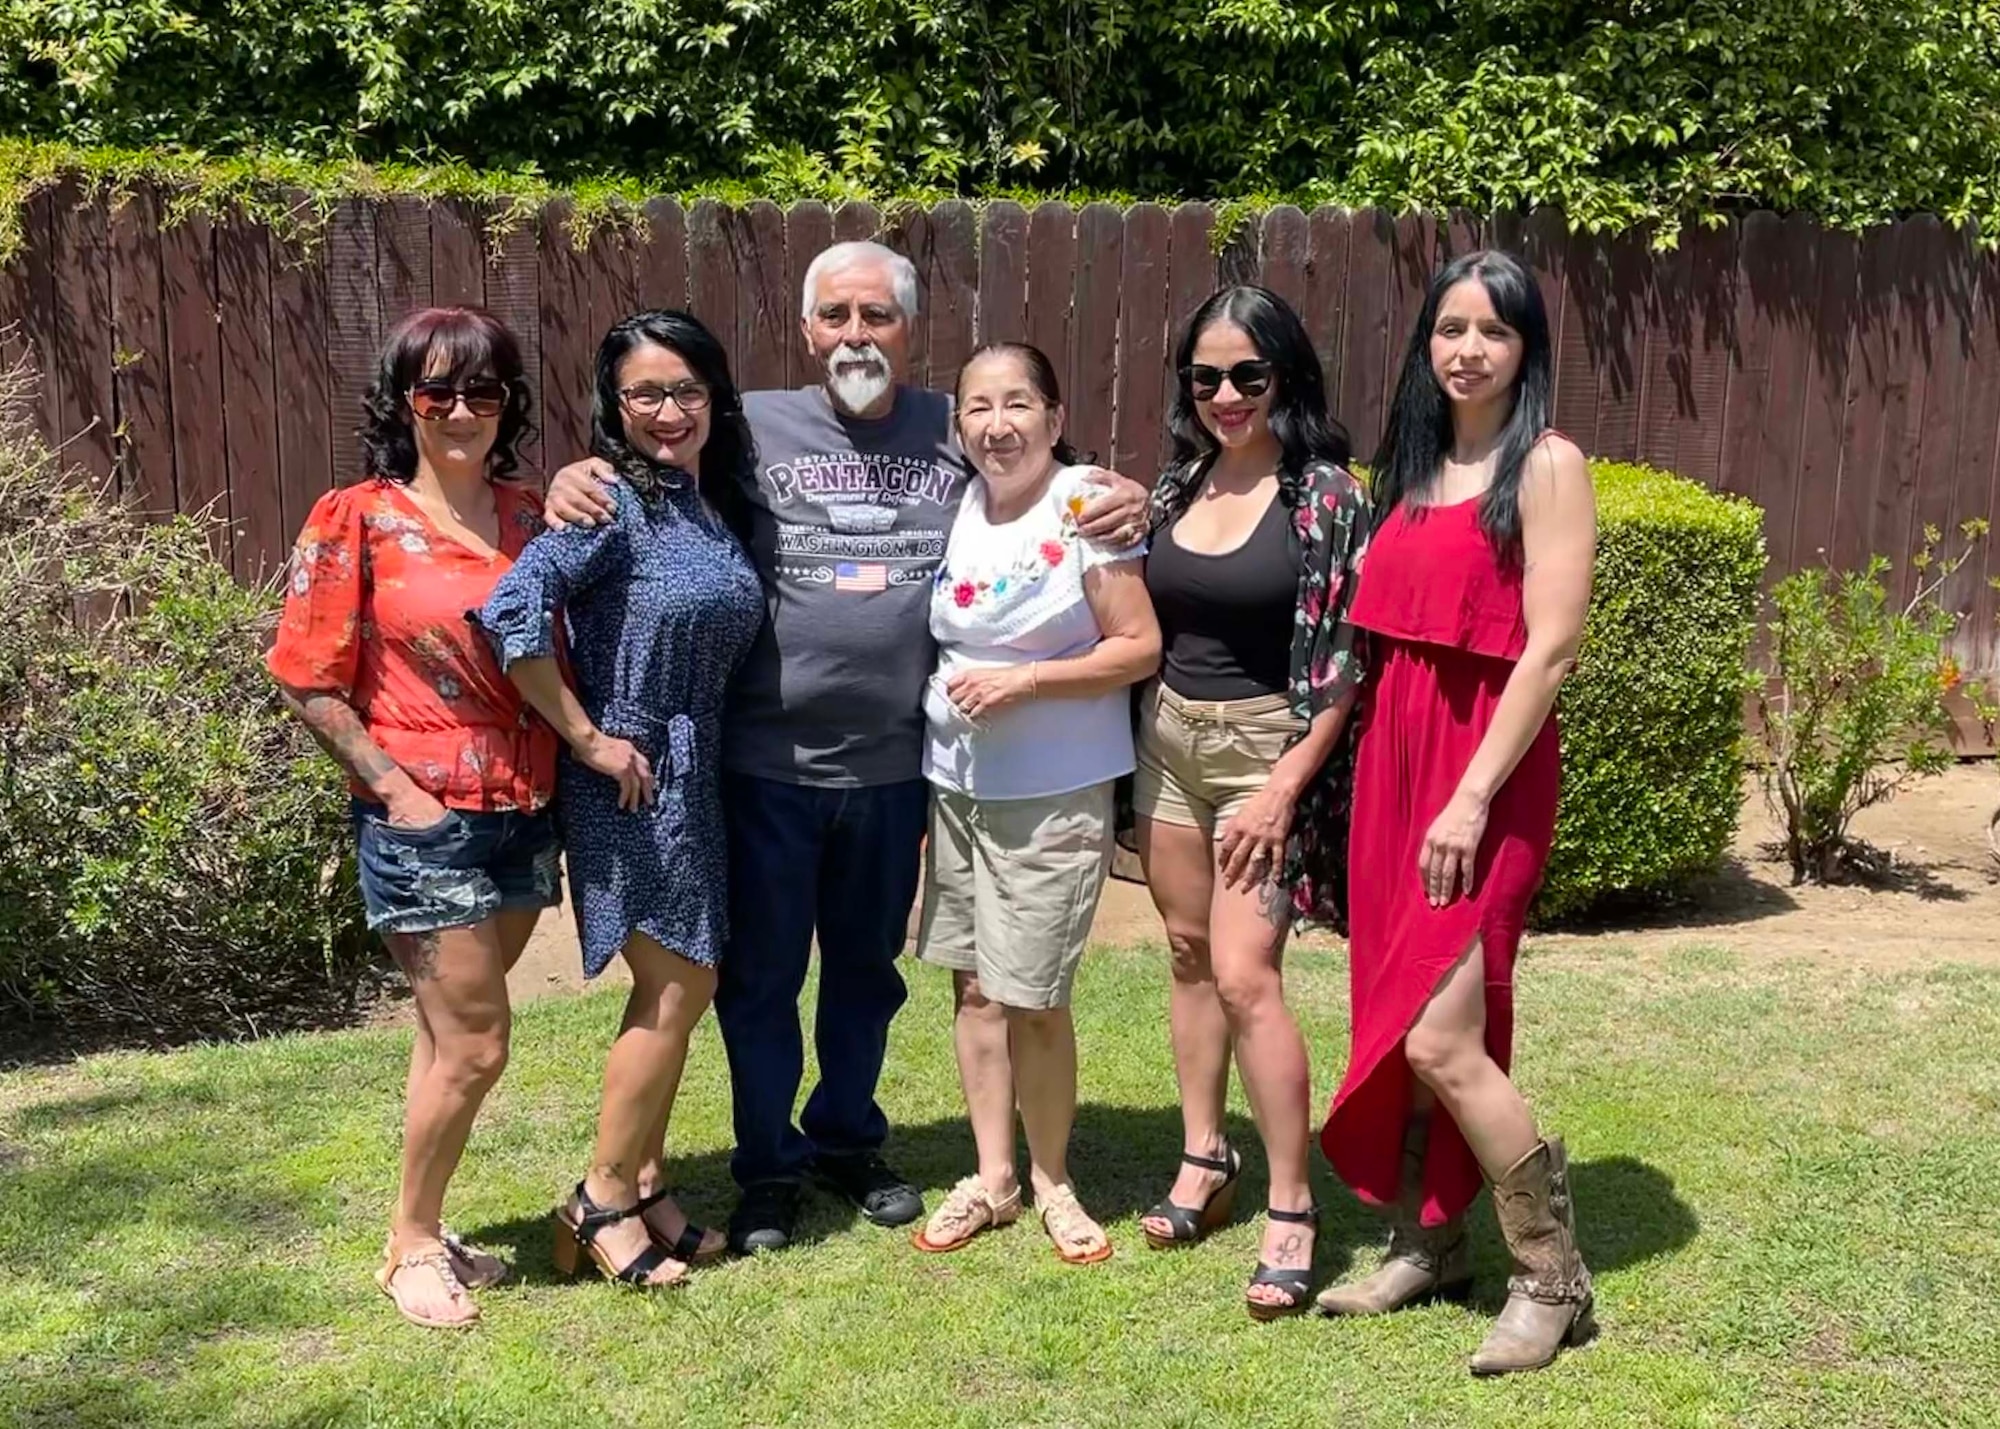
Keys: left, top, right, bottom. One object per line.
{"left": 377, "top": 1245, "right": 480, "bottom": 1329}
{"left": 910, "top": 1176, "right": 1021, "bottom": 1253}
{"left": 1038, "top": 1184, "right": 1113, "bottom": 1265}
{"left": 438, "top": 1225, "right": 509, "bottom": 1289}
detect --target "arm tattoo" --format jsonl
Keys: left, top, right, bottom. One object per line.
{"left": 286, "top": 690, "right": 402, "bottom": 791}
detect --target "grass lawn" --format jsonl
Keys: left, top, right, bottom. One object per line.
{"left": 4, "top": 940, "right": 2000, "bottom": 1428}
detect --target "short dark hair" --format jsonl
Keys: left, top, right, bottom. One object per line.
{"left": 953, "top": 341, "right": 1089, "bottom": 466}
{"left": 359, "top": 307, "right": 532, "bottom": 483}
{"left": 1372, "top": 249, "right": 1554, "bottom": 562}
{"left": 590, "top": 308, "right": 755, "bottom": 547}
{"left": 1166, "top": 285, "right": 1351, "bottom": 480}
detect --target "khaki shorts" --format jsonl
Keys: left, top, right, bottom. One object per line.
{"left": 1132, "top": 681, "right": 1305, "bottom": 835}
{"left": 916, "top": 782, "right": 1115, "bottom": 1010}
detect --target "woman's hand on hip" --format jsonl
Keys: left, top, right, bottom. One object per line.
{"left": 1419, "top": 789, "right": 1489, "bottom": 907}
{"left": 1217, "top": 784, "right": 1295, "bottom": 892}
{"left": 580, "top": 730, "right": 655, "bottom": 812}
{"left": 385, "top": 787, "right": 451, "bottom": 830}
{"left": 945, "top": 665, "right": 1035, "bottom": 722}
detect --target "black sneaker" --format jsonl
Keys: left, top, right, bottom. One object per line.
{"left": 727, "top": 1180, "right": 801, "bottom": 1255}
{"left": 810, "top": 1151, "right": 924, "bottom": 1227}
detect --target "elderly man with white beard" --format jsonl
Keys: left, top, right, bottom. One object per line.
{"left": 543, "top": 241, "right": 1151, "bottom": 1253}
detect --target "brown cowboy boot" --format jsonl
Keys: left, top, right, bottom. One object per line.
{"left": 1469, "top": 1137, "right": 1595, "bottom": 1376}
{"left": 1316, "top": 1116, "right": 1472, "bottom": 1316}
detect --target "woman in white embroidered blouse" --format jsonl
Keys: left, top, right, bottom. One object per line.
{"left": 910, "top": 343, "right": 1161, "bottom": 1265}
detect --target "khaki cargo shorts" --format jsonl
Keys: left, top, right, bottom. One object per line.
{"left": 915, "top": 781, "right": 1116, "bottom": 1010}
{"left": 1131, "top": 680, "right": 1305, "bottom": 835}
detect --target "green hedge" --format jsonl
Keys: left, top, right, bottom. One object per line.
{"left": 0, "top": 388, "right": 374, "bottom": 1045}
{"left": 4, "top": 2, "right": 1999, "bottom": 240}
{"left": 1539, "top": 462, "right": 1767, "bottom": 920}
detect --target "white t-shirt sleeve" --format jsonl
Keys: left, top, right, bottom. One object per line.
{"left": 1053, "top": 466, "right": 1146, "bottom": 570}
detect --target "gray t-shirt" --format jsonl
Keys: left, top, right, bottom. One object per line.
{"left": 727, "top": 385, "right": 971, "bottom": 786}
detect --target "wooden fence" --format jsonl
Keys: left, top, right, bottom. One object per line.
{"left": 5, "top": 184, "right": 2000, "bottom": 688}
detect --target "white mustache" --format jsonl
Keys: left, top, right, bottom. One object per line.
{"left": 830, "top": 342, "right": 889, "bottom": 372}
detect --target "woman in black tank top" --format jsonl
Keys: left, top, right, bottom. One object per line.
{"left": 1128, "top": 286, "right": 1371, "bottom": 1320}
{"left": 1145, "top": 479, "right": 1302, "bottom": 701}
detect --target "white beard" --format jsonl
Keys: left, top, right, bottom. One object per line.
{"left": 825, "top": 344, "right": 894, "bottom": 415}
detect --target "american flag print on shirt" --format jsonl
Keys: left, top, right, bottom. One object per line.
{"left": 834, "top": 562, "right": 888, "bottom": 592}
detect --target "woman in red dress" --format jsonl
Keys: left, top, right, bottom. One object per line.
{"left": 1315, "top": 250, "right": 1598, "bottom": 1375}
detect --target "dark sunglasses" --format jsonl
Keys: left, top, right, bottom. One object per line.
{"left": 618, "top": 380, "right": 713, "bottom": 416}
{"left": 1179, "top": 360, "right": 1275, "bottom": 401}
{"left": 407, "top": 377, "right": 512, "bottom": 421}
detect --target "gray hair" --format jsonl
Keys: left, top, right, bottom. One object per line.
{"left": 799, "top": 241, "right": 920, "bottom": 321}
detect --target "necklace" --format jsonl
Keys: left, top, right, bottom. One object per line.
{"left": 411, "top": 481, "right": 494, "bottom": 527}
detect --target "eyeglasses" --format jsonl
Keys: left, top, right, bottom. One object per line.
{"left": 619, "top": 381, "right": 713, "bottom": 416}
{"left": 1179, "top": 360, "right": 1275, "bottom": 401}
{"left": 407, "top": 378, "right": 512, "bottom": 421}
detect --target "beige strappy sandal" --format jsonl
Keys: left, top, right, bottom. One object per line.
{"left": 1038, "top": 1185, "right": 1113, "bottom": 1265}
{"left": 910, "top": 1176, "right": 1021, "bottom": 1253}
{"left": 382, "top": 1226, "right": 508, "bottom": 1291}
{"left": 439, "top": 1225, "right": 509, "bottom": 1289}
{"left": 376, "top": 1246, "right": 480, "bottom": 1329}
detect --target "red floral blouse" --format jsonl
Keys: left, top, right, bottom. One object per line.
{"left": 266, "top": 478, "right": 559, "bottom": 812}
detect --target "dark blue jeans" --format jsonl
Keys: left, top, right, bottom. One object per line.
{"left": 715, "top": 772, "right": 928, "bottom": 1188}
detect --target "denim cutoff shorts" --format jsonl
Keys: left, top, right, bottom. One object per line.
{"left": 352, "top": 799, "right": 564, "bottom": 935}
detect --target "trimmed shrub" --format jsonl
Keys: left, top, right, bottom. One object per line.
{"left": 1539, "top": 462, "right": 1766, "bottom": 920}
{"left": 0, "top": 366, "right": 374, "bottom": 1044}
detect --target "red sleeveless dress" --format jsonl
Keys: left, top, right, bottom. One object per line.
{"left": 1318, "top": 495, "right": 1560, "bottom": 1226}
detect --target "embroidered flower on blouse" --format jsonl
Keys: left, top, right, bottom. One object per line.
{"left": 953, "top": 580, "right": 977, "bottom": 608}
{"left": 1040, "top": 540, "right": 1066, "bottom": 566}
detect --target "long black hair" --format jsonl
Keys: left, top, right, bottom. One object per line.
{"left": 360, "top": 306, "right": 533, "bottom": 483}
{"left": 954, "top": 341, "right": 1088, "bottom": 467}
{"left": 590, "top": 308, "right": 755, "bottom": 546}
{"left": 1371, "top": 249, "right": 1553, "bottom": 561}
{"left": 1163, "top": 286, "right": 1351, "bottom": 517}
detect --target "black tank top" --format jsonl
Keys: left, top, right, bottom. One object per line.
{"left": 1146, "top": 490, "right": 1301, "bottom": 701}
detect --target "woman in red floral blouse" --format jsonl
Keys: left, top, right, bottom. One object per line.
{"left": 268, "top": 306, "right": 565, "bottom": 1329}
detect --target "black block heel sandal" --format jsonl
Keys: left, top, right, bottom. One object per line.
{"left": 635, "top": 1187, "right": 728, "bottom": 1266}
{"left": 1141, "top": 1144, "right": 1243, "bottom": 1250}
{"left": 1245, "top": 1205, "right": 1320, "bottom": 1321}
{"left": 552, "top": 1181, "right": 689, "bottom": 1289}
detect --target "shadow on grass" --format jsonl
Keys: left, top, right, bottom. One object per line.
{"left": 459, "top": 1110, "right": 1698, "bottom": 1297}
{"left": 1543, "top": 856, "right": 1802, "bottom": 934}
{"left": 465, "top": 1105, "right": 1307, "bottom": 1283}
{"left": 1460, "top": 1154, "right": 1699, "bottom": 1311}
{"left": 0, "top": 967, "right": 401, "bottom": 1072}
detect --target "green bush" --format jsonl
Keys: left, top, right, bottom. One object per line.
{"left": 1758, "top": 525, "right": 1985, "bottom": 884}
{"left": 0, "top": 365, "right": 374, "bottom": 1044}
{"left": 3, "top": 2, "right": 1998, "bottom": 239}
{"left": 1538, "top": 462, "right": 1766, "bottom": 920}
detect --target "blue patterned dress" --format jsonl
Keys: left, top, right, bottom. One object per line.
{"left": 477, "top": 477, "right": 764, "bottom": 976}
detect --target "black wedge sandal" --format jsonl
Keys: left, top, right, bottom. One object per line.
{"left": 635, "top": 1187, "right": 728, "bottom": 1266}
{"left": 1141, "top": 1143, "right": 1243, "bottom": 1250}
{"left": 1245, "top": 1204, "right": 1320, "bottom": 1321}
{"left": 552, "top": 1181, "right": 688, "bottom": 1288}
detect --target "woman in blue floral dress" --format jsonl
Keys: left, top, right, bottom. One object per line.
{"left": 477, "top": 310, "right": 764, "bottom": 1289}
